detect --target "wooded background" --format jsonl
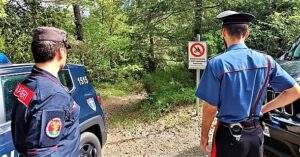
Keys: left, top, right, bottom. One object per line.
{"left": 1, "top": 0, "right": 299, "bottom": 118}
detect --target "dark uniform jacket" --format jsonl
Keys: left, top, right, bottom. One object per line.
{"left": 11, "top": 66, "right": 80, "bottom": 157}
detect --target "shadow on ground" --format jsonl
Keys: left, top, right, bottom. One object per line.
{"left": 103, "top": 94, "right": 145, "bottom": 115}
{"left": 103, "top": 94, "right": 149, "bottom": 128}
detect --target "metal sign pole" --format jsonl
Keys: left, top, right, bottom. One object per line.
{"left": 196, "top": 34, "right": 201, "bottom": 114}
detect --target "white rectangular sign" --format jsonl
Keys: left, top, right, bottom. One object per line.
{"left": 188, "top": 41, "right": 207, "bottom": 69}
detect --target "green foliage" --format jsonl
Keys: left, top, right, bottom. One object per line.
{"left": 0, "top": 0, "right": 5, "bottom": 18}
{"left": 0, "top": 0, "right": 6, "bottom": 50}
{"left": 98, "top": 79, "right": 143, "bottom": 98}
{"left": 219, "top": 0, "right": 300, "bottom": 56}
{"left": 141, "top": 62, "right": 195, "bottom": 119}
{"left": 125, "top": 0, "right": 195, "bottom": 72}
{"left": 0, "top": 0, "right": 300, "bottom": 118}
{"left": 1, "top": 1, "right": 74, "bottom": 62}
{"left": 71, "top": 0, "right": 140, "bottom": 83}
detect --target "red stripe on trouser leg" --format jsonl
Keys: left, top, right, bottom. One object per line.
{"left": 211, "top": 142, "right": 217, "bottom": 157}
{"left": 211, "top": 122, "right": 219, "bottom": 157}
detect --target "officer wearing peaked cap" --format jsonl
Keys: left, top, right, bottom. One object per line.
{"left": 11, "top": 27, "right": 80, "bottom": 157}
{"left": 196, "top": 11, "right": 300, "bottom": 157}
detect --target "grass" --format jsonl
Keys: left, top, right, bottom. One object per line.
{"left": 141, "top": 62, "right": 196, "bottom": 119}
{"left": 107, "top": 101, "right": 147, "bottom": 129}
{"left": 95, "top": 62, "right": 198, "bottom": 128}
{"left": 97, "top": 84, "right": 128, "bottom": 98}
{"left": 96, "top": 79, "right": 144, "bottom": 98}
{"left": 107, "top": 101, "right": 197, "bottom": 130}
{"left": 157, "top": 103, "right": 196, "bottom": 128}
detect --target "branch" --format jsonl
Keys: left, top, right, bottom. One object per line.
{"left": 151, "top": 9, "right": 188, "bottom": 25}
{"left": 203, "top": 3, "right": 222, "bottom": 9}
{"left": 256, "top": 19, "right": 273, "bottom": 28}
{"left": 15, "top": 1, "right": 29, "bottom": 12}
{"left": 151, "top": 11, "right": 175, "bottom": 24}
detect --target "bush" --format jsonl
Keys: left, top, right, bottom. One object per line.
{"left": 141, "top": 62, "right": 195, "bottom": 119}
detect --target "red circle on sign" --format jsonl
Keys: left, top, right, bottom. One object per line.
{"left": 190, "top": 43, "right": 205, "bottom": 57}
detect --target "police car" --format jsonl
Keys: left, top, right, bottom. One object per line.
{"left": 0, "top": 63, "right": 107, "bottom": 157}
{"left": 263, "top": 37, "right": 300, "bottom": 157}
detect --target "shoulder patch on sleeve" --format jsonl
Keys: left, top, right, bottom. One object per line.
{"left": 46, "top": 118, "right": 62, "bottom": 138}
{"left": 13, "top": 83, "right": 34, "bottom": 108}
{"left": 40, "top": 110, "right": 65, "bottom": 147}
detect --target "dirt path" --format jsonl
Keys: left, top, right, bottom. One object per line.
{"left": 101, "top": 94, "right": 212, "bottom": 157}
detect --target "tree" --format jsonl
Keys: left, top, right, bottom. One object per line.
{"left": 220, "top": 0, "right": 300, "bottom": 56}
{"left": 73, "top": 4, "right": 83, "bottom": 41}
{"left": 126, "top": 0, "right": 195, "bottom": 72}
{"left": 0, "top": 0, "right": 6, "bottom": 50}
{"left": 0, "top": 0, "right": 299, "bottom": 85}
{"left": 0, "top": 0, "right": 74, "bottom": 62}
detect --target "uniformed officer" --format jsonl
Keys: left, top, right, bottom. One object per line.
{"left": 196, "top": 11, "right": 300, "bottom": 157}
{"left": 11, "top": 27, "right": 80, "bottom": 157}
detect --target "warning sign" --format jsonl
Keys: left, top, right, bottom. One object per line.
{"left": 188, "top": 41, "right": 207, "bottom": 69}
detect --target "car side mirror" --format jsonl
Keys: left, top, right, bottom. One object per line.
{"left": 278, "top": 52, "right": 289, "bottom": 60}
{"left": 278, "top": 52, "right": 288, "bottom": 60}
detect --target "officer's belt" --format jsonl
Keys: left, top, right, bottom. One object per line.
{"left": 219, "top": 119, "right": 261, "bottom": 130}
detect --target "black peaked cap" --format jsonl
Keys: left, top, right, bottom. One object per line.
{"left": 217, "top": 10, "right": 255, "bottom": 25}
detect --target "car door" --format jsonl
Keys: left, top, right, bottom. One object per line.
{"left": 66, "top": 66, "right": 103, "bottom": 123}
{"left": 0, "top": 74, "right": 27, "bottom": 157}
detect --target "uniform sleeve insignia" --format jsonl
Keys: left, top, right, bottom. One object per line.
{"left": 13, "top": 83, "right": 34, "bottom": 108}
{"left": 46, "top": 118, "right": 62, "bottom": 138}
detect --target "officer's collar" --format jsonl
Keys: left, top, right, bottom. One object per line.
{"left": 32, "top": 66, "right": 59, "bottom": 82}
{"left": 225, "top": 43, "right": 248, "bottom": 52}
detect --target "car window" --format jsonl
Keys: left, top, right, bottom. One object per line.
{"left": 58, "top": 69, "right": 74, "bottom": 92}
{"left": 0, "top": 71, "right": 73, "bottom": 123}
{"left": 288, "top": 38, "right": 300, "bottom": 59}
{"left": 292, "top": 44, "right": 300, "bottom": 58}
{"left": 1, "top": 74, "right": 27, "bottom": 122}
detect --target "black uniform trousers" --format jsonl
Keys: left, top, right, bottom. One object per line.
{"left": 211, "top": 123, "right": 264, "bottom": 157}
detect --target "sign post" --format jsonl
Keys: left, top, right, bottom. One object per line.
{"left": 188, "top": 34, "right": 207, "bottom": 114}
{"left": 196, "top": 34, "right": 201, "bottom": 107}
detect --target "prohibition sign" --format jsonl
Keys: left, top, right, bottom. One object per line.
{"left": 190, "top": 43, "right": 205, "bottom": 57}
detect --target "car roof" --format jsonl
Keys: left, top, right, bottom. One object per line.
{"left": 0, "top": 63, "right": 33, "bottom": 68}
{"left": 0, "top": 63, "right": 84, "bottom": 75}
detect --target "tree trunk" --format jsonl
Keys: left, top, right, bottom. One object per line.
{"left": 193, "top": 0, "right": 203, "bottom": 37}
{"left": 147, "top": 34, "right": 156, "bottom": 72}
{"left": 73, "top": 4, "right": 83, "bottom": 41}
{"left": 190, "top": 0, "right": 204, "bottom": 78}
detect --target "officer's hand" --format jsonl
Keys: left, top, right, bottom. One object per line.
{"left": 200, "top": 136, "right": 211, "bottom": 155}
